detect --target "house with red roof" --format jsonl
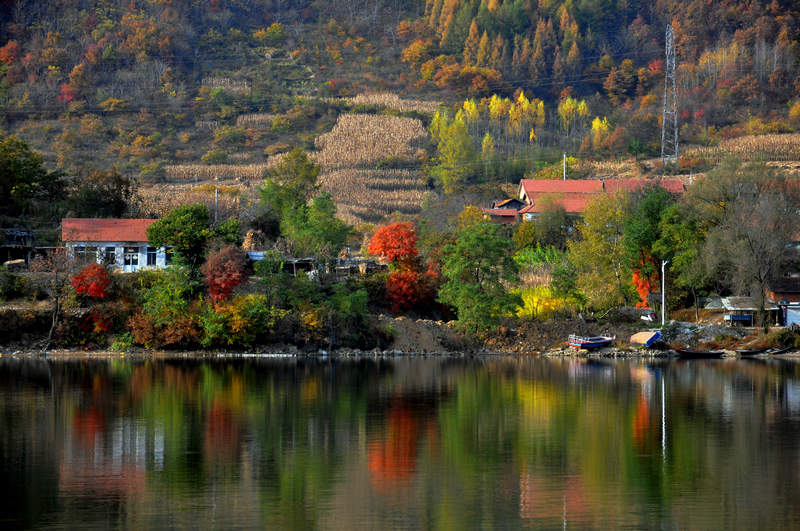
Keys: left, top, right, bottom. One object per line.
{"left": 61, "top": 218, "right": 170, "bottom": 272}
{"left": 483, "top": 178, "right": 685, "bottom": 224}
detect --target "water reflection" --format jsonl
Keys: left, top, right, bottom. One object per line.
{"left": 2, "top": 356, "right": 800, "bottom": 529}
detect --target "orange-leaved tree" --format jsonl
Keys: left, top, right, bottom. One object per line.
{"left": 367, "top": 221, "right": 418, "bottom": 268}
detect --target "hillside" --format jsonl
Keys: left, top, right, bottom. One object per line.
{"left": 1, "top": 0, "right": 800, "bottom": 234}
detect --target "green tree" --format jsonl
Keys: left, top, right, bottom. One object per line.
{"left": 0, "top": 135, "right": 66, "bottom": 217}
{"left": 623, "top": 186, "right": 675, "bottom": 275}
{"left": 282, "top": 192, "right": 350, "bottom": 257}
{"left": 439, "top": 222, "right": 521, "bottom": 334}
{"left": 259, "top": 147, "right": 320, "bottom": 233}
{"left": 533, "top": 196, "right": 570, "bottom": 249}
{"left": 567, "top": 193, "right": 635, "bottom": 310}
{"left": 65, "top": 169, "right": 137, "bottom": 218}
{"left": 652, "top": 203, "right": 708, "bottom": 321}
{"left": 147, "top": 204, "right": 212, "bottom": 271}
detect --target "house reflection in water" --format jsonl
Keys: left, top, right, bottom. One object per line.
{"left": 59, "top": 416, "right": 165, "bottom": 501}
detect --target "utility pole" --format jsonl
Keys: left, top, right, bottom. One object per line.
{"left": 661, "top": 24, "right": 678, "bottom": 165}
{"left": 563, "top": 152, "right": 566, "bottom": 180}
{"left": 661, "top": 259, "right": 670, "bottom": 327}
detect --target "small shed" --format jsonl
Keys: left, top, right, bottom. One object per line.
{"left": 721, "top": 296, "right": 780, "bottom": 326}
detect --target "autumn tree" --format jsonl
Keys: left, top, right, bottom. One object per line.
{"left": 368, "top": 221, "right": 419, "bottom": 267}
{"left": 567, "top": 193, "right": 635, "bottom": 310}
{"left": 202, "top": 245, "right": 248, "bottom": 302}
{"left": 369, "top": 221, "right": 430, "bottom": 313}
{"left": 0, "top": 41, "right": 21, "bottom": 65}
{"left": 697, "top": 160, "right": 800, "bottom": 330}
{"left": 430, "top": 113, "right": 478, "bottom": 193}
{"left": 623, "top": 186, "right": 675, "bottom": 307}
{"left": 71, "top": 263, "right": 111, "bottom": 299}
{"left": 30, "top": 250, "right": 79, "bottom": 350}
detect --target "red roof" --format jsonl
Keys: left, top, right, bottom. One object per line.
{"left": 482, "top": 208, "right": 519, "bottom": 217}
{"left": 604, "top": 178, "right": 685, "bottom": 194}
{"left": 519, "top": 179, "right": 603, "bottom": 198}
{"left": 62, "top": 218, "right": 156, "bottom": 243}
{"left": 520, "top": 196, "right": 591, "bottom": 215}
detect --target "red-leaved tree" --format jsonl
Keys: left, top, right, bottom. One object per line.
{"left": 0, "top": 41, "right": 21, "bottom": 65}
{"left": 385, "top": 270, "right": 420, "bottom": 313}
{"left": 368, "top": 221, "right": 418, "bottom": 267}
{"left": 202, "top": 245, "right": 248, "bottom": 302}
{"left": 71, "top": 263, "right": 111, "bottom": 299}
{"left": 369, "top": 222, "right": 439, "bottom": 313}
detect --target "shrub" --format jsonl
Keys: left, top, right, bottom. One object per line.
{"left": 71, "top": 263, "right": 111, "bottom": 299}
{"left": 0, "top": 267, "right": 27, "bottom": 300}
{"left": 202, "top": 149, "right": 228, "bottom": 164}
{"left": 199, "top": 294, "right": 289, "bottom": 347}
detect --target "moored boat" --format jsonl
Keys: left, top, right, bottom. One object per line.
{"left": 766, "top": 346, "right": 792, "bottom": 355}
{"left": 673, "top": 348, "right": 725, "bottom": 359}
{"left": 735, "top": 347, "right": 767, "bottom": 356}
{"left": 568, "top": 334, "right": 615, "bottom": 350}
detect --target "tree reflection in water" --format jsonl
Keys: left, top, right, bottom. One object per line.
{"left": 1, "top": 357, "right": 800, "bottom": 529}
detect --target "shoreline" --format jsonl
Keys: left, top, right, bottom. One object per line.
{"left": 2, "top": 344, "right": 798, "bottom": 361}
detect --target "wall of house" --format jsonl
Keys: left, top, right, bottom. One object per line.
{"left": 66, "top": 242, "right": 169, "bottom": 272}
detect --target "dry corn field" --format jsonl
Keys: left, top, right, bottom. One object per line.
{"left": 164, "top": 163, "right": 271, "bottom": 181}
{"left": 323, "top": 92, "right": 441, "bottom": 114}
{"left": 236, "top": 113, "right": 276, "bottom": 127}
{"left": 586, "top": 158, "right": 644, "bottom": 178}
{"left": 318, "top": 169, "right": 428, "bottom": 225}
{"left": 139, "top": 185, "right": 254, "bottom": 219}
{"left": 684, "top": 134, "right": 800, "bottom": 161}
{"left": 313, "top": 114, "right": 427, "bottom": 169}
{"left": 201, "top": 77, "right": 250, "bottom": 94}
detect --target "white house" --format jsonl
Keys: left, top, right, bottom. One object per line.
{"left": 62, "top": 218, "right": 171, "bottom": 272}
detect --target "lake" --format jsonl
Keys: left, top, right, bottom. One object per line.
{"left": 2, "top": 355, "right": 800, "bottom": 529}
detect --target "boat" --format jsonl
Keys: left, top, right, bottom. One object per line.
{"left": 630, "top": 330, "right": 662, "bottom": 348}
{"left": 735, "top": 347, "right": 767, "bottom": 356}
{"left": 568, "top": 334, "right": 615, "bottom": 350}
{"left": 673, "top": 348, "right": 725, "bottom": 359}
{"left": 766, "top": 346, "right": 793, "bottom": 355}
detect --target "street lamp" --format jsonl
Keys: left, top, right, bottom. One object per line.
{"left": 661, "top": 259, "right": 670, "bottom": 327}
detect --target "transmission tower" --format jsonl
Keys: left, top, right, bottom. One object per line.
{"left": 661, "top": 24, "right": 678, "bottom": 164}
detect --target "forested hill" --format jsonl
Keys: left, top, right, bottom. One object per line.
{"left": 1, "top": 1, "right": 798, "bottom": 110}
{"left": 0, "top": 0, "right": 798, "bottom": 198}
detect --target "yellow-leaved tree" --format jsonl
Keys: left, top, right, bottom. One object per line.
{"left": 567, "top": 192, "right": 635, "bottom": 310}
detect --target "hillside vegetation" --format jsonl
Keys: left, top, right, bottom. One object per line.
{"left": 1, "top": 0, "right": 799, "bottom": 231}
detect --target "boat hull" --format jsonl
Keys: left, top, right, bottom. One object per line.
{"left": 674, "top": 348, "right": 724, "bottom": 359}
{"left": 568, "top": 335, "right": 615, "bottom": 350}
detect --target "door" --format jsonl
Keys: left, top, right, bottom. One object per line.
{"left": 123, "top": 246, "right": 140, "bottom": 272}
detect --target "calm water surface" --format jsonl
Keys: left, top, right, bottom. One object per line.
{"left": 2, "top": 355, "right": 800, "bottom": 529}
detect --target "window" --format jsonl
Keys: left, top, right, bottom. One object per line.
{"left": 105, "top": 246, "right": 116, "bottom": 265}
{"left": 76, "top": 246, "right": 99, "bottom": 263}
{"left": 124, "top": 246, "right": 139, "bottom": 267}
{"left": 165, "top": 248, "right": 174, "bottom": 265}
{"left": 146, "top": 246, "right": 157, "bottom": 266}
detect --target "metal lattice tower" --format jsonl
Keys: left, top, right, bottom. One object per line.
{"left": 661, "top": 24, "right": 678, "bottom": 164}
